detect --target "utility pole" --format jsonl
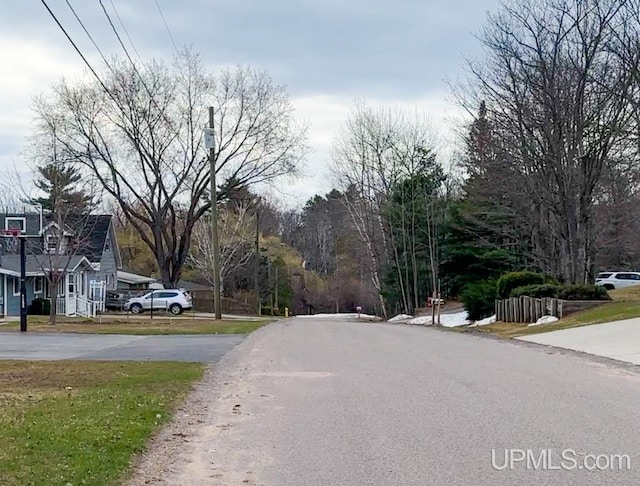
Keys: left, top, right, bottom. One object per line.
{"left": 20, "top": 236, "right": 27, "bottom": 332}
{"left": 254, "top": 204, "right": 260, "bottom": 316}
{"left": 207, "top": 107, "right": 222, "bottom": 320}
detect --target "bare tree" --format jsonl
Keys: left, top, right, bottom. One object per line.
{"left": 460, "top": 0, "right": 640, "bottom": 283}
{"left": 331, "top": 100, "right": 441, "bottom": 316}
{"left": 188, "top": 200, "right": 256, "bottom": 291}
{"left": 31, "top": 49, "right": 308, "bottom": 288}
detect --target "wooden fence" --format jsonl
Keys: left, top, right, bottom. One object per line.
{"left": 495, "top": 297, "right": 561, "bottom": 323}
{"left": 495, "top": 297, "right": 606, "bottom": 323}
{"left": 189, "top": 289, "right": 254, "bottom": 315}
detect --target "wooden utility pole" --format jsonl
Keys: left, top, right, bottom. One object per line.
{"left": 254, "top": 204, "right": 260, "bottom": 316}
{"left": 208, "top": 107, "right": 222, "bottom": 320}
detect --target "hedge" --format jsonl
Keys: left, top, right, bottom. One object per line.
{"left": 497, "top": 271, "right": 547, "bottom": 299}
{"left": 556, "top": 284, "right": 611, "bottom": 301}
{"left": 510, "top": 284, "right": 561, "bottom": 299}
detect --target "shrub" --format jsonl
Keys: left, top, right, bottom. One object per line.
{"left": 497, "top": 271, "right": 546, "bottom": 299}
{"left": 557, "top": 284, "right": 611, "bottom": 301}
{"left": 461, "top": 280, "right": 497, "bottom": 321}
{"left": 28, "top": 298, "right": 51, "bottom": 316}
{"left": 510, "top": 284, "right": 561, "bottom": 299}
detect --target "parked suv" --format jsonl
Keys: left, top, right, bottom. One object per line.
{"left": 124, "top": 289, "right": 192, "bottom": 315}
{"left": 595, "top": 271, "right": 640, "bottom": 290}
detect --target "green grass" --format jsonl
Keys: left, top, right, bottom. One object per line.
{"left": 0, "top": 360, "right": 204, "bottom": 486}
{"left": 0, "top": 318, "right": 269, "bottom": 335}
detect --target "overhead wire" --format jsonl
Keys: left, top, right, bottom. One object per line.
{"left": 108, "top": 0, "right": 145, "bottom": 64}
{"left": 153, "top": 0, "right": 180, "bottom": 54}
{"left": 39, "top": 0, "right": 117, "bottom": 105}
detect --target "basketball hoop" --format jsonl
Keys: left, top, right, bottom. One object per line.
{"left": 0, "top": 229, "right": 21, "bottom": 253}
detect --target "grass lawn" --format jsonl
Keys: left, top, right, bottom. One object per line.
{"left": 0, "top": 317, "right": 269, "bottom": 335}
{"left": 0, "top": 360, "right": 204, "bottom": 486}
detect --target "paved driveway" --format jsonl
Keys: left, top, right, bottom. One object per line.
{"left": 518, "top": 317, "right": 640, "bottom": 364}
{"left": 0, "top": 333, "right": 244, "bottom": 362}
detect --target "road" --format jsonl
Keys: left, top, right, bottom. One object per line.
{"left": 129, "top": 317, "right": 640, "bottom": 486}
{"left": 0, "top": 333, "right": 244, "bottom": 362}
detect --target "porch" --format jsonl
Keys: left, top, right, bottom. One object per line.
{"left": 0, "top": 256, "right": 106, "bottom": 318}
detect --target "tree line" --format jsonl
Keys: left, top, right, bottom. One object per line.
{"left": 18, "top": 0, "right": 640, "bottom": 318}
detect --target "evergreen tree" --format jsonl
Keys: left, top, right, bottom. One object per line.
{"left": 31, "top": 162, "right": 93, "bottom": 215}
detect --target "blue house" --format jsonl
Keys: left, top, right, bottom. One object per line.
{"left": 0, "top": 211, "right": 122, "bottom": 317}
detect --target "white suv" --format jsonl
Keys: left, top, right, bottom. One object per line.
{"left": 595, "top": 272, "right": 640, "bottom": 290}
{"left": 124, "top": 289, "right": 192, "bottom": 315}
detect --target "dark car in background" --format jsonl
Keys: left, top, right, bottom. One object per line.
{"left": 105, "top": 291, "right": 129, "bottom": 311}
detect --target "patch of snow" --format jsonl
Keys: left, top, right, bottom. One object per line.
{"left": 388, "top": 314, "right": 413, "bottom": 322}
{"left": 407, "top": 310, "right": 470, "bottom": 327}
{"left": 533, "top": 315, "right": 559, "bottom": 326}
{"left": 296, "top": 313, "right": 379, "bottom": 320}
{"left": 469, "top": 314, "right": 497, "bottom": 327}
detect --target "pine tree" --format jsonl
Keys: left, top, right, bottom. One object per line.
{"left": 31, "top": 162, "right": 93, "bottom": 215}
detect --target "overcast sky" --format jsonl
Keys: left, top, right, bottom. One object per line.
{"left": 1, "top": 0, "right": 500, "bottom": 208}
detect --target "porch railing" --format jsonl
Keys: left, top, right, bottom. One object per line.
{"left": 76, "top": 296, "right": 97, "bottom": 318}
{"left": 55, "top": 296, "right": 99, "bottom": 318}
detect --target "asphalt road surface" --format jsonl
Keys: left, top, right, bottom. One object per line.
{"left": 128, "top": 316, "right": 640, "bottom": 486}
{"left": 0, "top": 333, "right": 244, "bottom": 362}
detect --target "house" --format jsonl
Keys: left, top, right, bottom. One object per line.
{"left": 0, "top": 211, "right": 122, "bottom": 317}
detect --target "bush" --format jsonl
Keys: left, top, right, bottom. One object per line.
{"left": 557, "top": 284, "right": 611, "bottom": 301}
{"left": 461, "top": 280, "right": 497, "bottom": 321}
{"left": 28, "top": 298, "right": 51, "bottom": 316}
{"left": 510, "top": 284, "right": 561, "bottom": 299}
{"left": 497, "top": 271, "right": 546, "bottom": 299}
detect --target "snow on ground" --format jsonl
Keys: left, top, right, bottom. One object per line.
{"left": 407, "top": 310, "right": 470, "bottom": 328}
{"left": 528, "top": 315, "right": 559, "bottom": 327}
{"left": 469, "top": 314, "right": 497, "bottom": 327}
{"left": 296, "top": 313, "right": 379, "bottom": 320}
{"left": 388, "top": 314, "right": 413, "bottom": 322}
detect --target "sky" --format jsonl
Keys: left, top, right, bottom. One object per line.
{"left": 1, "top": 0, "right": 501, "bottom": 209}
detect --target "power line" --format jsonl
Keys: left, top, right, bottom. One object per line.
{"left": 39, "top": 0, "right": 117, "bottom": 105}
{"left": 98, "top": 0, "right": 144, "bottom": 80}
{"left": 64, "top": 0, "right": 114, "bottom": 72}
{"left": 108, "top": 0, "right": 145, "bottom": 64}
{"left": 97, "top": 0, "right": 187, "bottom": 150}
{"left": 154, "top": 0, "right": 180, "bottom": 53}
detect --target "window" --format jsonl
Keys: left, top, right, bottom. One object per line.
{"left": 5, "top": 217, "right": 25, "bottom": 233}
{"left": 158, "top": 291, "right": 178, "bottom": 298}
{"left": 46, "top": 235, "right": 59, "bottom": 252}
{"left": 12, "top": 278, "right": 20, "bottom": 296}
{"left": 597, "top": 273, "right": 612, "bottom": 279}
{"left": 34, "top": 277, "right": 43, "bottom": 294}
{"left": 68, "top": 276, "right": 75, "bottom": 294}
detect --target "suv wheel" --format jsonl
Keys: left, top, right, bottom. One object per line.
{"left": 130, "top": 303, "right": 143, "bottom": 314}
{"left": 169, "top": 303, "right": 183, "bottom": 315}
{"left": 603, "top": 284, "right": 615, "bottom": 291}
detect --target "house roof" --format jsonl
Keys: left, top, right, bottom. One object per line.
{"left": 44, "top": 214, "right": 114, "bottom": 263}
{"left": 117, "top": 270, "right": 156, "bottom": 285}
{"left": 0, "top": 255, "right": 93, "bottom": 276}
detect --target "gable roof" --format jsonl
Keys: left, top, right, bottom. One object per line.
{"left": 43, "top": 214, "right": 115, "bottom": 263}
{"left": 76, "top": 215, "right": 113, "bottom": 262}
